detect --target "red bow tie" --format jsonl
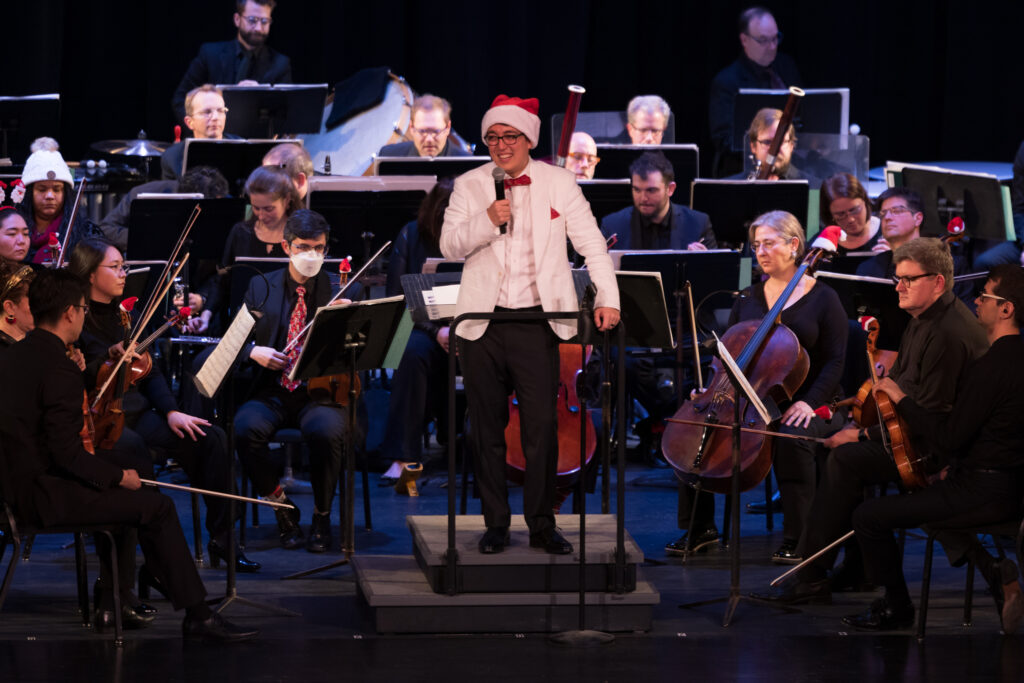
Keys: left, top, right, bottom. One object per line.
{"left": 503, "top": 175, "right": 531, "bottom": 189}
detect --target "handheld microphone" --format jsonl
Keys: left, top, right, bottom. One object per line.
{"left": 491, "top": 166, "right": 508, "bottom": 234}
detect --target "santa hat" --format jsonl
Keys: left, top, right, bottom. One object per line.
{"left": 21, "top": 149, "right": 73, "bottom": 186}
{"left": 481, "top": 95, "right": 541, "bottom": 149}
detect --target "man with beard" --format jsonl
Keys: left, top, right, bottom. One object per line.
{"left": 171, "top": 0, "right": 292, "bottom": 123}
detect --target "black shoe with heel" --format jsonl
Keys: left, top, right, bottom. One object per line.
{"left": 665, "top": 527, "right": 720, "bottom": 556}
{"left": 208, "top": 539, "right": 262, "bottom": 573}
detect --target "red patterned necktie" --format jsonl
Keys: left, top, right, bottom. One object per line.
{"left": 280, "top": 285, "right": 306, "bottom": 392}
{"left": 503, "top": 175, "right": 531, "bottom": 189}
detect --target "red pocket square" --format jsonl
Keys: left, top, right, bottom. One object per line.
{"left": 550, "top": 207, "right": 560, "bottom": 219}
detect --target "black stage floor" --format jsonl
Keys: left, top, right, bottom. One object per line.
{"left": 1, "top": 458, "right": 1020, "bottom": 683}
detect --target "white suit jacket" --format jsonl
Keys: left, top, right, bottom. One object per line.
{"left": 440, "top": 159, "right": 620, "bottom": 341}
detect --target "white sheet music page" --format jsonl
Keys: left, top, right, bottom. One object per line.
{"left": 423, "top": 284, "right": 460, "bottom": 320}
{"left": 195, "top": 303, "right": 257, "bottom": 398}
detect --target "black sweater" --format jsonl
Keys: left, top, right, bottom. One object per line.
{"left": 728, "top": 279, "right": 848, "bottom": 409}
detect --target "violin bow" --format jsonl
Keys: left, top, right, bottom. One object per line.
{"left": 131, "top": 204, "right": 201, "bottom": 339}
{"left": 53, "top": 178, "right": 87, "bottom": 268}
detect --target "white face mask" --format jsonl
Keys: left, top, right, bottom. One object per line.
{"left": 290, "top": 250, "right": 324, "bottom": 278}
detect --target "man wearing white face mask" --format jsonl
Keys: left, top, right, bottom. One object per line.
{"left": 233, "top": 209, "right": 352, "bottom": 553}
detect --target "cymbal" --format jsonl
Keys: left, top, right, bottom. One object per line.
{"left": 91, "top": 137, "right": 170, "bottom": 157}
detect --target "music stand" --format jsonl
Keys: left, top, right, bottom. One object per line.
{"left": 892, "top": 163, "right": 1013, "bottom": 241}
{"left": 732, "top": 88, "right": 850, "bottom": 153}
{"left": 183, "top": 139, "right": 303, "bottom": 196}
{"left": 579, "top": 180, "right": 632, "bottom": 223}
{"left": 0, "top": 94, "right": 60, "bottom": 162}
{"left": 218, "top": 84, "right": 328, "bottom": 139}
{"left": 373, "top": 155, "right": 489, "bottom": 177}
{"left": 308, "top": 183, "right": 427, "bottom": 264}
{"left": 816, "top": 271, "right": 907, "bottom": 351}
{"left": 283, "top": 296, "right": 408, "bottom": 579}
{"left": 593, "top": 144, "right": 699, "bottom": 189}
{"left": 690, "top": 180, "right": 811, "bottom": 246}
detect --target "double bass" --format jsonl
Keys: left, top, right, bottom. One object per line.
{"left": 661, "top": 226, "right": 843, "bottom": 494}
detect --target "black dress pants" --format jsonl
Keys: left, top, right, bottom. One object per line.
{"left": 853, "top": 469, "right": 1021, "bottom": 591}
{"left": 460, "top": 315, "right": 560, "bottom": 534}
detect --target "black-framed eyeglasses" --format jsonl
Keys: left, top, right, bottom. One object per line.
{"left": 242, "top": 15, "right": 272, "bottom": 27}
{"left": 892, "top": 272, "right": 937, "bottom": 287}
{"left": 483, "top": 132, "right": 525, "bottom": 147}
{"left": 70, "top": 304, "right": 90, "bottom": 315}
{"left": 746, "top": 31, "right": 782, "bottom": 46}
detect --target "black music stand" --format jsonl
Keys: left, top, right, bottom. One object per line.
{"left": 308, "top": 187, "right": 425, "bottom": 264}
{"left": 373, "top": 155, "right": 489, "bottom": 177}
{"left": 898, "top": 165, "right": 1012, "bottom": 241}
{"left": 0, "top": 94, "right": 60, "bottom": 162}
{"left": 816, "top": 272, "right": 907, "bottom": 352}
{"left": 732, "top": 88, "right": 849, "bottom": 153}
{"left": 593, "top": 144, "right": 699, "bottom": 190}
{"left": 183, "top": 139, "right": 303, "bottom": 196}
{"left": 690, "top": 180, "right": 811, "bottom": 246}
{"left": 282, "top": 296, "right": 407, "bottom": 579}
{"left": 219, "top": 84, "right": 328, "bottom": 139}
{"left": 579, "top": 180, "right": 632, "bottom": 224}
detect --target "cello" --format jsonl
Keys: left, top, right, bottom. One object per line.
{"left": 661, "top": 226, "right": 843, "bottom": 494}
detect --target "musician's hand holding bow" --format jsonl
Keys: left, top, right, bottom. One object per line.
{"left": 167, "top": 410, "right": 209, "bottom": 441}
{"left": 107, "top": 341, "right": 141, "bottom": 363}
{"left": 824, "top": 425, "right": 860, "bottom": 449}
{"left": 328, "top": 298, "right": 352, "bottom": 307}
{"left": 781, "top": 400, "right": 816, "bottom": 429}
{"left": 251, "top": 345, "right": 288, "bottom": 370}
{"left": 119, "top": 468, "right": 142, "bottom": 490}
{"left": 873, "top": 377, "right": 906, "bottom": 404}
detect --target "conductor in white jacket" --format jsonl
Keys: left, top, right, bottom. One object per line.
{"left": 440, "top": 94, "right": 620, "bottom": 555}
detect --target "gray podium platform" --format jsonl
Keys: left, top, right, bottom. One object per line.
{"left": 352, "top": 514, "right": 659, "bottom": 634}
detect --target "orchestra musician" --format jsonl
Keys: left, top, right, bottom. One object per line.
{"left": 67, "top": 238, "right": 256, "bottom": 574}
{"left": 729, "top": 108, "right": 819, "bottom": 186}
{"left": 709, "top": 6, "right": 802, "bottom": 177}
{"left": 17, "top": 143, "right": 99, "bottom": 264}
{"left": 622, "top": 95, "right": 671, "bottom": 145}
{"left": 754, "top": 238, "right": 989, "bottom": 605}
{"left": 171, "top": 0, "right": 291, "bottom": 123}
{"left": 821, "top": 172, "right": 882, "bottom": 255}
{"left": 0, "top": 209, "right": 31, "bottom": 265}
{"left": 970, "top": 140, "right": 1024, "bottom": 270}
{"left": 564, "top": 132, "right": 600, "bottom": 180}
{"left": 0, "top": 268, "right": 257, "bottom": 641}
{"left": 263, "top": 143, "right": 314, "bottom": 201}
{"left": 842, "top": 264, "right": 1024, "bottom": 632}
{"left": 379, "top": 179, "right": 455, "bottom": 482}
{"left": 668, "top": 211, "right": 847, "bottom": 560}
{"left": 0, "top": 260, "right": 35, "bottom": 347}
{"left": 233, "top": 209, "right": 352, "bottom": 553}
{"left": 162, "top": 85, "right": 235, "bottom": 181}
{"left": 378, "top": 95, "right": 471, "bottom": 158}
{"left": 440, "top": 94, "right": 620, "bottom": 555}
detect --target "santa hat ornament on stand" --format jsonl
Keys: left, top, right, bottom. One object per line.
{"left": 480, "top": 95, "right": 541, "bottom": 148}
{"left": 0, "top": 179, "right": 26, "bottom": 213}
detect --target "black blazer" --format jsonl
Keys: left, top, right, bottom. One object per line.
{"left": 171, "top": 39, "right": 293, "bottom": 122}
{"left": 0, "top": 329, "right": 123, "bottom": 526}
{"left": 241, "top": 267, "right": 348, "bottom": 396}
{"left": 600, "top": 203, "right": 716, "bottom": 250}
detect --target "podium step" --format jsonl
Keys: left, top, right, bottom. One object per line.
{"left": 407, "top": 514, "right": 642, "bottom": 594}
{"left": 353, "top": 555, "right": 659, "bottom": 634}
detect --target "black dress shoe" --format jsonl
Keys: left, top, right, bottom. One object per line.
{"left": 771, "top": 539, "right": 803, "bottom": 565}
{"left": 841, "top": 597, "right": 915, "bottom": 630}
{"left": 982, "top": 558, "right": 1024, "bottom": 634}
{"left": 208, "top": 539, "right": 262, "bottom": 573}
{"left": 478, "top": 527, "right": 510, "bottom": 554}
{"left": 306, "top": 512, "right": 332, "bottom": 553}
{"left": 274, "top": 497, "right": 304, "bottom": 549}
{"left": 529, "top": 528, "right": 573, "bottom": 555}
{"left": 746, "top": 490, "right": 782, "bottom": 514}
{"left": 182, "top": 612, "right": 259, "bottom": 643}
{"left": 133, "top": 602, "right": 158, "bottom": 616}
{"left": 665, "top": 527, "right": 720, "bottom": 556}
{"left": 95, "top": 605, "right": 155, "bottom": 632}
{"left": 750, "top": 579, "right": 832, "bottom": 605}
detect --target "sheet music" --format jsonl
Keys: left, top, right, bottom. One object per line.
{"left": 423, "top": 284, "right": 460, "bottom": 320}
{"left": 713, "top": 332, "right": 772, "bottom": 425}
{"left": 195, "top": 303, "right": 257, "bottom": 398}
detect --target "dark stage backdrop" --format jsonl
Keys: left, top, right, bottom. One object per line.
{"left": 4, "top": 0, "right": 1023, "bottom": 172}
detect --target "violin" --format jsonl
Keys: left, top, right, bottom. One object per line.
{"left": 90, "top": 302, "right": 191, "bottom": 450}
{"left": 504, "top": 344, "right": 596, "bottom": 511}
{"left": 67, "top": 343, "right": 96, "bottom": 455}
{"left": 661, "top": 226, "right": 842, "bottom": 494}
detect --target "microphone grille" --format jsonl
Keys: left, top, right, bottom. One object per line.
{"left": 491, "top": 167, "right": 505, "bottom": 181}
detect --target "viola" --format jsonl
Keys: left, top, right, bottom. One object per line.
{"left": 67, "top": 343, "right": 96, "bottom": 455}
{"left": 834, "top": 316, "right": 898, "bottom": 426}
{"left": 661, "top": 226, "right": 842, "bottom": 494}
{"left": 504, "top": 343, "right": 596, "bottom": 511}
{"left": 865, "top": 321, "right": 928, "bottom": 490}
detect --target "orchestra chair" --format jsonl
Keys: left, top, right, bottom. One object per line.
{"left": 916, "top": 506, "right": 1024, "bottom": 641}
{"left": 0, "top": 455, "right": 126, "bottom": 644}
